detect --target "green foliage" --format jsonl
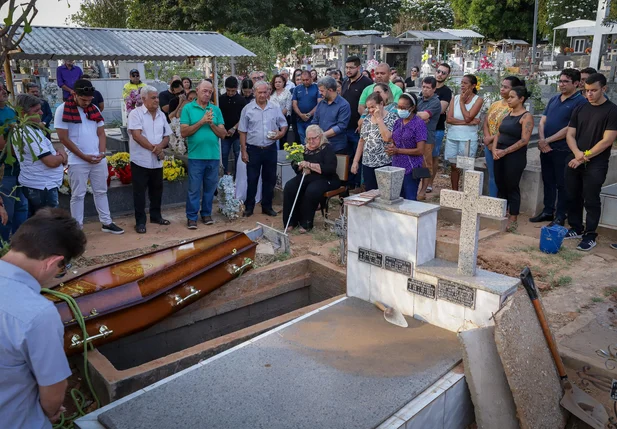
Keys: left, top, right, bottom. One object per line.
{"left": 0, "top": 105, "right": 49, "bottom": 169}
{"left": 398, "top": 0, "right": 454, "bottom": 31}
{"left": 605, "top": 0, "right": 617, "bottom": 25}
{"left": 68, "top": 0, "right": 130, "bottom": 28}
{"left": 0, "top": 240, "right": 9, "bottom": 258}
{"left": 540, "top": 0, "right": 597, "bottom": 41}
{"left": 270, "top": 25, "right": 296, "bottom": 59}
{"left": 217, "top": 33, "right": 277, "bottom": 77}
{"left": 293, "top": 29, "right": 315, "bottom": 59}
{"left": 451, "top": 0, "right": 535, "bottom": 40}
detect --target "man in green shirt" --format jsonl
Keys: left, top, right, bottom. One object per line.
{"left": 180, "top": 80, "right": 227, "bottom": 229}
{"left": 358, "top": 63, "right": 403, "bottom": 115}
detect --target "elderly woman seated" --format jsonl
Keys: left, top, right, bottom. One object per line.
{"left": 283, "top": 125, "right": 341, "bottom": 233}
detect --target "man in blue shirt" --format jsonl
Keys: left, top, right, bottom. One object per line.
{"left": 312, "top": 76, "right": 351, "bottom": 154}
{"left": 0, "top": 208, "right": 87, "bottom": 429}
{"left": 531, "top": 69, "right": 588, "bottom": 226}
{"left": 56, "top": 59, "right": 83, "bottom": 101}
{"left": 0, "top": 83, "right": 28, "bottom": 242}
{"left": 292, "top": 70, "right": 321, "bottom": 145}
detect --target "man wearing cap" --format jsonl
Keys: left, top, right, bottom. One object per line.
{"left": 56, "top": 59, "right": 83, "bottom": 102}
{"left": 0, "top": 83, "right": 27, "bottom": 242}
{"left": 122, "top": 69, "right": 146, "bottom": 100}
{"left": 54, "top": 79, "right": 124, "bottom": 234}
{"left": 219, "top": 76, "right": 247, "bottom": 176}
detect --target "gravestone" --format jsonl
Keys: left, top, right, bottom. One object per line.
{"left": 440, "top": 170, "right": 507, "bottom": 276}
{"left": 456, "top": 140, "right": 476, "bottom": 172}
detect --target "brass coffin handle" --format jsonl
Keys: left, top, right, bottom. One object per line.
{"left": 70, "top": 325, "right": 114, "bottom": 349}
{"left": 172, "top": 286, "right": 200, "bottom": 306}
{"left": 227, "top": 257, "right": 253, "bottom": 275}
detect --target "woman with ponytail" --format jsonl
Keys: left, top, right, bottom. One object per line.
{"left": 493, "top": 85, "right": 534, "bottom": 232}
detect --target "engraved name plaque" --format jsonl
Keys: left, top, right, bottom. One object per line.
{"left": 437, "top": 279, "right": 476, "bottom": 309}
{"left": 384, "top": 256, "right": 413, "bottom": 276}
{"left": 407, "top": 278, "right": 436, "bottom": 299}
{"left": 358, "top": 247, "right": 383, "bottom": 267}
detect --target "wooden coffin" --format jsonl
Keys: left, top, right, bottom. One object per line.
{"left": 44, "top": 231, "right": 257, "bottom": 355}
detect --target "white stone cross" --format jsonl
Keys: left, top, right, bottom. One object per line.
{"left": 456, "top": 140, "right": 476, "bottom": 172}
{"left": 440, "top": 170, "right": 507, "bottom": 276}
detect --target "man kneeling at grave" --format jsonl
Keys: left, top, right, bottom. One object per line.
{"left": 283, "top": 125, "right": 340, "bottom": 232}
{"left": 0, "top": 208, "right": 87, "bottom": 428}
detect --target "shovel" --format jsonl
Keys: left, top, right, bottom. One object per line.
{"left": 520, "top": 267, "right": 609, "bottom": 429}
{"left": 374, "top": 301, "right": 408, "bottom": 328}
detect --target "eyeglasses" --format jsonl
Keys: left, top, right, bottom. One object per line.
{"left": 56, "top": 260, "right": 72, "bottom": 278}
{"left": 306, "top": 136, "right": 321, "bottom": 141}
{"left": 436, "top": 70, "right": 448, "bottom": 75}
{"left": 558, "top": 79, "right": 572, "bottom": 84}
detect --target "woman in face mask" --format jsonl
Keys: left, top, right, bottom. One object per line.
{"left": 351, "top": 92, "right": 398, "bottom": 191}
{"left": 386, "top": 93, "right": 427, "bottom": 200}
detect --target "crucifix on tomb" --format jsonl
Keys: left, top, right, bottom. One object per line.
{"left": 440, "top": 170, "right": 507, "bottom": 276}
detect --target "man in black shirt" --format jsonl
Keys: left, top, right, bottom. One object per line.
{"left": 564, "top": 73, "right": 617, "bottom": 251}
{"left": 342, "top": 55, "right": 372, "bottom": 188}
{"left": 428, "top": 63, "right": 452, "bottom": 192}
{"left": 219, "top": 76, "right": 247, "bottom": 176}
{"left": 159, "top": 80, "right": 184, "bottom": 123}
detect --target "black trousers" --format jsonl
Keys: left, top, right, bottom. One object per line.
{"left": 565, "top": 159, "right": 608, "bottom": 239}
{"left": 494, "top": 148, "right": 527, "bottom": 216}
{"left": 246, "top": 144, "right": 277, "bottom": 211}
{"left": 283, "top": 173, "right": 340, "bottom": 230}
{"left": 540, "top": 148, "right": 570, "bottom": 220}
{"left": 131, "top": 162, "right": 164, "bottom": 225}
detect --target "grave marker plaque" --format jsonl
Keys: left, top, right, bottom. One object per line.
{"left": 407, "top": 278, "right": 436, "bottom": 299}
{"left": 437, "top": 279, "right": 476, "bottom": 309}
{"left": 358, "top": 247, "right": 383, "bottom": 267}
{"left": 384, "top": 255, "right": 413, "bottom": 276}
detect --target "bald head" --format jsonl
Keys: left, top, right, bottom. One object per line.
{"left": 197, "top": 80, "right": 214, "bottom": 105}
{"left": 374, "top": 63, "right": 391, "bottom": 84}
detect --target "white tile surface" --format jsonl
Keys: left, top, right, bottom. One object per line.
{"left": 405, "top": 393, "right": 446, "bottom": 429}
{"left": 443, "top": 378, "right": 475, "bottom": 429}
{"left": 370, "top": 267, "right": 415, "bottom": 317}
{"left": 347, "top": 253, "right": 371, "bottom": 302}
{"left": 412, "top": 294, "right": 436, "bottom": 324}
{"left": 463, "top": 289, "right": 501, "bottom": 330}
{"left": 432, "top": 298, "right": 466, "bottom": 333}
{"left": 347, "top": 204, "right": 372, "bottom": 253}
{"left": 370, "top": 209, "right": 418, "bottom": 264}
{"left": 416, "top": 211, "right": 437, "bottom": 265}
{"left": 376, "top": 415, "right": 407, "bottom": 429}
{"left": 412, "top": 271, "right": 438, "bottom": 286}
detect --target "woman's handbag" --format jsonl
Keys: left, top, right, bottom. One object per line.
{"left": 412, "top": 167, "right": 431, "bottom": 180}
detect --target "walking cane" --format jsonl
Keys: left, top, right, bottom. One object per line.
{"left": 284, "top": 172, "right": 306, "bottom": 234}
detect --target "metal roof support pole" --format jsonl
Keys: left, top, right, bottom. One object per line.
{"left": 231, "top": 56, "right": 236, "bottom": 76}
{"left": 551, "top": 29, "right": 557, "bottom": 66}
{"left": 213, "top": 56, "right": 219, "bottom": 106}
{"left": 4, "top": 55, "right": 14, "bottom": 103}
{"left": 530, "top": 0, "right": 539, "bottom": 75}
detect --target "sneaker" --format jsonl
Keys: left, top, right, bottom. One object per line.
{"left": 564, "top": 228, "right": 583, "bottom": 240}
{"left": 610, "top": 243, "right": 617, "bottom": 250}
{"left": 187, "top": 219, "right": 197, "bottom": 230}
{"left": 576, "top": 238, "right": 597, "bottom": 252}
{"left": 202, "top": 216, "right": 214, "bottom": 225}
{"left": 101, "top": 223, "right": 124, "bottom": 234}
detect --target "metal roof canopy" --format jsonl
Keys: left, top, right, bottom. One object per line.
{"left": 328, "top": 30, "right": 383, "bottom": 37}
{"left": 11, "top": 26, "right": 256, "bottom": 61}
{"left": 338, "top": 35, "right": 402, "bottom": 46}
{"left": 397, "top": 30, "right": 461, "bottom": 41}
{"left": 491, "top": 39, "right": 529, "bottom": 45}
{"left": 439, "top": 29, "right": 484, "bottom": 39}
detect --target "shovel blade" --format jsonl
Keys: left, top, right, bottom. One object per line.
{"left": 384, "top": 307, "right": 408, "bottom": 328}
{"left": 560, "top": 383, "right": 609, "bottom": 429}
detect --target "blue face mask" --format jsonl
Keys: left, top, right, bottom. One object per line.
{"left": 397, "top": 109, "right": 410, "bottom": 119}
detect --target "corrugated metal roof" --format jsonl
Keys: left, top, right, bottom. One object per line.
{"left": 328, "top": 30, "right": 383, "bottom": 37}
{"left": 397, "top": 30, "right": 461, "bottom": 41}
{"left": 11, "top": 26, "right": 255, "bottom": 60}
{"left": 439, "top": 29, "right": 484, "bottom": 39}
{"left": 493, "top": 39, "right": 529, "bottom": 45}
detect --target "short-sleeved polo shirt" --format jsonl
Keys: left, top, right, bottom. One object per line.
{"left": 543, "top": 91, "right": 588, "bottom": 150}
{"left": 292, "top": 84, "right": 321, "bottom": 116}
{"left": 180, "top": 100, "right": 223, "bottom": 160}
{"left": 0, "top": 259, "right": 71, "bottom": 429}
{"left": 14, "top": 127, "right": 63, "bottom": 190}
{"left": 359, "top": 82, "right": 403, "bottom": 107}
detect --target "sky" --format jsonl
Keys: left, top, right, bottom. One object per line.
{"left": 0, "top": 0, "right": 82, "bottom": 27}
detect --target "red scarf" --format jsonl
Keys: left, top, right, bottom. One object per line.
{"left": 62, "top": 95, "right": 103, "bottom": 124}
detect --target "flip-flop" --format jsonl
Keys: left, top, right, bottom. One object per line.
{"left": 426, "top": 186, "right": 433, "bottom": 193}
{"left": 151, "top": 218, "right": 171, "bottom": 225}
{"left": 135, "top": 224, "right": 146, "bottom": 234}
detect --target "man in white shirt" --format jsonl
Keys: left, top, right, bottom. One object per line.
{"left": 280, "top": 69, "right": 295, "bottom": 92}
{"left": 128, "top": 86, "right": 172, "bottom": 233}
{"left": 54, "top": 79, "right": 124, "bottom": 234}
{"left": 12, "top": 94, "right": 66, "bottom": 215}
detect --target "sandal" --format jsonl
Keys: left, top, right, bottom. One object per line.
{"left": 426, "top": 186, "right": 433, "bottom": 193}
{"left": 151, "top": 218, "right": 171, "bottom": 225}
{"left": 506, "top": 221, "right": 518, "bottom": 233}
{"left": 417, "top": 194, "right": 426, "bottom": 201}
{"left": 135, "top": 224, "right": 147, "bottom": 234}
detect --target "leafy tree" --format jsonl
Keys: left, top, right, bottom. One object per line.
{"left": 68, "top": 0, "right": 130, "bottom": 28}
{"left": 396, "top": 0, "right": 454, "bottom": 32}
{"left": 0, "top": 0, "right": 38, "bottom": 67}
{"left": 451, "top": 0, "right": 536, "bottom": 40}
{"left": 330, "top": 0, "right": 402, "bottom": 32}
{"left": 292, "top": 29, "right": 315, "bottom": 59}
{"left": 218, "top": 32, "right": 277, "bottom": 77}
{"left": 540, "top": 0, "right": 598, "bottom": 38}
{"left": 270, "top": 24, "right": 296, "bottom": 59}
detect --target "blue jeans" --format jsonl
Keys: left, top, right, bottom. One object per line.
{"left": 296, "top": 120, "right": 310, "bottom": 145}
{"left": 186, "top": 159, "right": 219, "bottom": 220}
{"left": 433, "top": 130, "right": 445, "bottom": 158}
{"left": 401, "top": 173, "right": 420, "bottom": 201}
{"left": 0, "top": 175, "right": 28, "bottom": 242}
{"left": 246, "top": 144, "right": 277, "bottom": 211}
{"left": 346, "top": 129, "right": 361, "bottom": 186}
{"left": 540, "top": 148, "right": 570, "bottom": 220}
{"left": 484, "top": 145, "right": 498, "bottom": 197}
{"left": 22, "top": 186, "right": 59, "bottom": 216}
{"left": 221, "top": 136, "right": 240, "bottom": 175}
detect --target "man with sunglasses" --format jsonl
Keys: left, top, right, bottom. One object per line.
{"left": 426, "top": 63, "right": 452, "bottom": 193}
{"left": 56, "top": 59, "right": 83, "bottom": 101}
{"left": 0, "top": 208, "right": 86, "bottom": 429}
{"left": 55, "top": 80, "right": 124, "bottom": 234}
{"left": 122, "top": 69, "right": 146, "bottom": 100}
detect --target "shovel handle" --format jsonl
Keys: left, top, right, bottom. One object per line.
{"left": 374, "top": 301, "right": 387, "bottom": 312}
{"left": 520, "top": 267, "right": 568, "bottom": 379}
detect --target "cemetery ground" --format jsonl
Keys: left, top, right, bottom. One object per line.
{"left": 60, "top": 175, "right": 617, "bottom": 422}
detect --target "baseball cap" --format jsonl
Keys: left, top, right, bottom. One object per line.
{"left": 130, "top": 69, "right": 139, "bottom": 75}
{"left": 74, "top": 79, "right": 96, "bottom": 96}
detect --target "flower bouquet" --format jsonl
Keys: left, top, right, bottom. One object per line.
{"left": 107, "top": 152, "right": 132, "bottom": 184}
{"left": 163, "top": 156, "right": 187, "bottom": 182}
{"left": 217, "top": 174, "right": 242, "bottom": 220}
{"left": 125, "top": 90, "right": 143, "bottom": 116}
{"left": 284, "top": 142, "right": 308, "bottom": 174}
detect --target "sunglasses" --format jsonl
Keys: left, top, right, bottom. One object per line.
{"left": 131, "top": 74, "right": 140, "bottom": 77}
{"left": 56, "top": 260, "right": 73, "bottom": 278}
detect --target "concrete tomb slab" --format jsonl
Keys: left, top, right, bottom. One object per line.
{"left": 494, "top": 290, "right": 569, "bottom": 429}
{"left": 92, "top": 297, "right": 462, "bottom": 429}
{"left": 459, "top": 326, "right": 519, "bottom": 429}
